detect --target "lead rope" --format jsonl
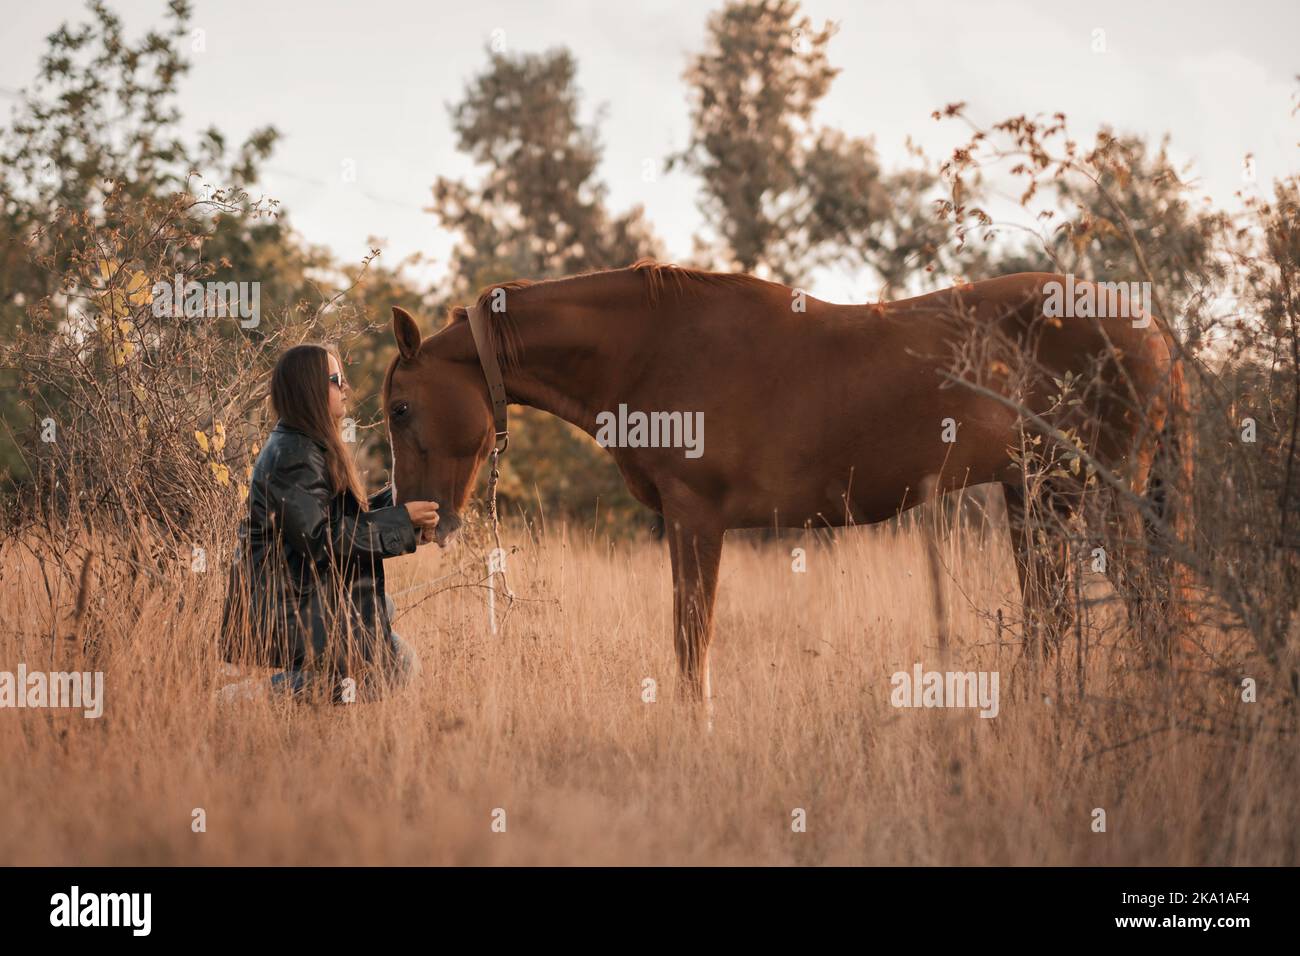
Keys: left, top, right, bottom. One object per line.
{"left": 485, "top": 446, "right": 517, "bottom": 610}
{"left": 390, "top": 450, "right": 517, "bottom": 625}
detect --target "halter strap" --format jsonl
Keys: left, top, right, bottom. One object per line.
{"left": 466, "top": 300, "right": 510, "bottom": 454}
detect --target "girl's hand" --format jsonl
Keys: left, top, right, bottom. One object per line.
{"left": 404, "top": 500, "right": 440, "bottom": 533}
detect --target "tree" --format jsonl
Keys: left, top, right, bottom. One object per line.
{"left": 668, "top": 0, "right": 838, "bottom": 281}
{"left": 429, "top": 45, "right": 659, "bottom": 298}
{"left": 669, "top": 0, "right": 960, "bottom": 296}
{"left": 0, "top": 0, "right": 420, "bottom": 489}
{"left": 1048, "top": 131, "right": 1228, "bottom": 344}
{"left": 0, "top": 0, "right": 285, "bottom": 484}
{"left": 0, "top": 0, "right": 279, "bottom": 298}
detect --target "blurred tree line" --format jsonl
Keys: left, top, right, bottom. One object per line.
{"left": 0, "top": 0, "right": 1236, "bottom": 539}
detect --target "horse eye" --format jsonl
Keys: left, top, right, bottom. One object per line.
{"left": 391, "top": 401, "right": 410, "bottom": 420}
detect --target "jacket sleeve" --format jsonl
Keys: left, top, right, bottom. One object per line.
{"left": 368, "top": 485, "right": 395, "bottom": 509}
{"left": 268, "top": 441, "right": 418, "bottom": 564}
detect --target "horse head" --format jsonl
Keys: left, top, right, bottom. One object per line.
{"left": 383, "top": 305, "right": 497, "bottom": 547}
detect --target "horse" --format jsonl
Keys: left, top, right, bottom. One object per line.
{"left": 382, "top": 260, "right": 1193, "bottom": 704}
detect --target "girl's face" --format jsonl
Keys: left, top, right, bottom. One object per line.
{"left": 327, "top": 352, "right": 348, "bottom": 422}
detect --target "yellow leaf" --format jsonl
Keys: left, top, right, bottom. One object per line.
{"left": 126, "top": 271, "right": 153, "bottom": 305}
{"left": 212, "top": 422, "right": 226, "bottom": 452}
{"left": 210, "top": 461, "right": 230, "bottom": 486}
{"left": 238, "top": 482, "right": 248, "bottom": 501}
{"left": 195, "top": 430, "right": 210, "bottom": 453}
{"left": 98, "top": 289, "right": 130, "bottom": 320}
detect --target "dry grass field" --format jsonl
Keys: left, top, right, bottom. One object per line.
{"left": 3, "top": 0, "right": 1300, "bottom": 881}
{"left": 1, "top": 496, "right": 1296, "bottom": 866}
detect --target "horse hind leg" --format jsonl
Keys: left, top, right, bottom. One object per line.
{"left": 1098, "top": 477, "right": 1184, "bottom": 666}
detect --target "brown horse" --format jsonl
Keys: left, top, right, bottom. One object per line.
{"left": 382, "top": 261, "right": 1192, "bottom": 702}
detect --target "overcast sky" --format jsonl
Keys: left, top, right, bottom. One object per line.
{"left": 2, "top": 0, "right": 1297, "bottom": 302}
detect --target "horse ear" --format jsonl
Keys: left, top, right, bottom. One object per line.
{"left": 392, "top": 306, "right": 422, "bottom": 360}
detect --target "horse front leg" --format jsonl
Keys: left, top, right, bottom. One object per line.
{"left": 665, "top": 517, "right": 724, "bottom": 710}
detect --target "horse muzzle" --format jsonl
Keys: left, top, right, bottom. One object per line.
{"left": 433, "top": 509, "right": 462, "bottom": 547}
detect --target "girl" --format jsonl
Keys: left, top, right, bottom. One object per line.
{"left": 219, "top": 343, "right": 440, "bottom": 703}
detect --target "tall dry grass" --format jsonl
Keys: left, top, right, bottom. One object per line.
{"left": 1, "top": 500, "right": 1294, "bottom": 866}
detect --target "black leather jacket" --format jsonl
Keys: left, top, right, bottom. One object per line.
{"left": 220, "top": 422, "right": 418, "bottom": 673}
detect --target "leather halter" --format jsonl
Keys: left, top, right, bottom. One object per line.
{"left": 466, "top": 301, "right": 510, "bottom": 455}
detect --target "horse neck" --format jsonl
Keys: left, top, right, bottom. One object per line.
{"left": 495, "top": 278, "right": 643, "bottom": 439}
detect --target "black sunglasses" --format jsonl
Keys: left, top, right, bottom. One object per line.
{"left": 328, "top": 372, "right": 346, "bottom": 389}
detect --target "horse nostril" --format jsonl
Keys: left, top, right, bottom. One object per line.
{"left": 434, "top": 510, "right": 462, "bottom": 546}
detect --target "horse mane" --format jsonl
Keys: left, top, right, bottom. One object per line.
{"left": 452, "top": 258, "right": 769, "bottom": 326}
{"left": 625, "top": 257, "right": 773, "bottom": 306}
{"left": 445, "top": 280, "right": 536, "bottom": 372}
